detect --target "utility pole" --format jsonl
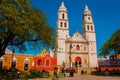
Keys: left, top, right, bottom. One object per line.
{"left": 69, "top": 43, "right": 72, "bottom": 68}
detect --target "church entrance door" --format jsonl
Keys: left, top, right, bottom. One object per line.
{"left": 75, "top": 57, "right": 81, "bottom": 67}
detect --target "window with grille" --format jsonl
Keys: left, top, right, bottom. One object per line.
{"left": 76, "top": 45, "right": 80, "bottom": 50}
{"left": 38, "top": 60, "right": 41, "bottom": 66}
{"left": 24, "top": 61, "right": 29, "bottom": 70}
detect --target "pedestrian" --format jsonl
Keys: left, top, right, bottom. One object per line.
{"left": 81, "top": 70, "right": 84, "bottom": 74}
{"left": 62, "top": 67, "right": 66, "bottom": 77}
{"left": 54, "top": 67, "right": 58, "bottom": 79}
{"left": 69, "top": 67, "right": 74, "bottom": 77}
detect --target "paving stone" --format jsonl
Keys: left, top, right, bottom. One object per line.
{"left": 29, "top": 74, "right": 120, "bottom": 80}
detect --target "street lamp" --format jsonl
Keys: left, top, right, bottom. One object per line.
{"left": 69, "top": 43, "right": 72, "bottom": 68}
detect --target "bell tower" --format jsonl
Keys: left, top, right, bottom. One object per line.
{"left": 82, "top": 5, "right": 95, "bottom": 35}
{"left": 82, "top": 5, "right": 98, "bottom": 67}
{"left": 57, "top": 2, "right": 69, "bottom": 65}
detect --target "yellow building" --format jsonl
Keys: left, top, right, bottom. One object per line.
{"left": 0, "top": 53, "right": 34, "bottom": 72}
{"left": 37, "top": 49, "right": 48, "bottom": 57}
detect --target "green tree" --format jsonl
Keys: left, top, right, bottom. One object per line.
{"left": 0, "top": 0, "right": 56, "bottom": 57}
{"left": 99, "top": 29, "right": 120, "bottom": 57}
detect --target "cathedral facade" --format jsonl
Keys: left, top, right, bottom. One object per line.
{"left": 56, "top": 2, "right": 98, "bottom": 68}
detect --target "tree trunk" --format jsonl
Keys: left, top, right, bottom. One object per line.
{"left": 0, "top": 34, "right": 15, "bottom": 57}
{"left": 0, "top": 49, "right": 5, "bottom": 57}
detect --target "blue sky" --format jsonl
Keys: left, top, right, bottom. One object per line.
{"left": 30, "top": 0, "right": 120, "bottom": 56}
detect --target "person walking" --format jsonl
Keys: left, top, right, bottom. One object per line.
{"left": 69, "top": 67, "right": 74, "bottom": 77}
{"left": 53, "top": 67, "right": 58, "bottom": 79}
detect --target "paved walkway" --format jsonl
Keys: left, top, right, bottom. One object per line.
{"left": 29, "top": 74, "right": 120, "bottom": 80}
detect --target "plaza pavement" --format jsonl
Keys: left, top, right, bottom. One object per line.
{"left": 29, "top": 74, "right": 120, "bottom": 80}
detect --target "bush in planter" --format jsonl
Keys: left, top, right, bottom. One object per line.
{"left": 91, "top": 71, "right": 105, "bottom": 76}
{"left": 30, "top": 70, "right": 40, "bottom": 78}
{"left": 39, "top": 70, "right": 49, "bottom": 78}
{"left": 109, "top": 70, "right": 120, "bottom": 76}
{"left": 0, "top": 69, "right": 21, "bottom": 79}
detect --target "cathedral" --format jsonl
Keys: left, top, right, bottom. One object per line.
{"left": 56, "top": 2, "right": 98, "bottom": 69}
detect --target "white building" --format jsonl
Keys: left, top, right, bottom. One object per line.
{"left": 56, "top": 2, "right": 98, "bottom": 69}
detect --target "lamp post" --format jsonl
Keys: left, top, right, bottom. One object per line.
{"left": 69, "top": 43, "right": 72, "bottom": 68}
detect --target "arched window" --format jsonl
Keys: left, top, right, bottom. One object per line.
{"left": 91, "top": 26, "right": 93, "bottom": 30}
{"left": 62, "top": 13, "right": 65, "bottom": 19}
{"left": 76, "top": 45, "right": 80, "bottom": 50}
{"left": 24, "top": 61, "right": 29, "bottom": 70}
{"left": 38, "top": 60, "right": 41, "bottom": 66}
{"left": 88, "top": 17, "right": 90, "bottom": 20}
{"left": 60, "top": 22, "right": 63, "bottom": 27}
{"left": 11, "top": 57, "right": 16, "bottom": 68}
{"left": 64, "top": 22, "right": 67, "bottom": 27}
{"left": 11, "top": 61, "right": 16, "bottom": 68}
{"left": 87, "top": 25, "right": 89, "bottom": 30}
{"left": 24, "top": 58, "right": 29, "bottom": 70}
{"left": 46, "top": 60, "right": 49, "bottom": 66}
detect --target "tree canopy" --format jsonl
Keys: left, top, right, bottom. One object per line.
{"left": 0, "top": 0, "right": 56, "bottom": 57}
{"left": 99, "top": 29, "right": 120, "bottom": 57}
